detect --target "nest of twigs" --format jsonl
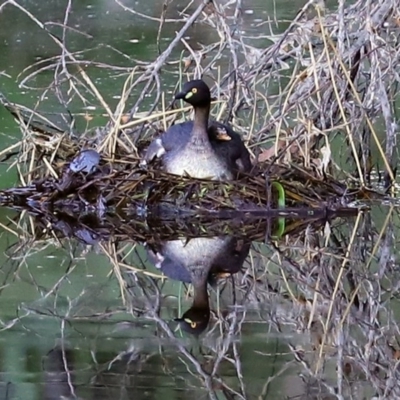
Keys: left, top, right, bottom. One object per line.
{"left": 0, "top": 92, "right": 381, "bottom": 219}
{"left": 0, "top": 131, "right": 368, "bottom": 219}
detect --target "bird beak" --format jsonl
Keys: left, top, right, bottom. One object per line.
{"left": 174, "top": 91, "right": 186, "bottom": 100}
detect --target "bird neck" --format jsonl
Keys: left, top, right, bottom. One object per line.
{"left": 192, "top": 104, "right": 210, "bottom": 136}
{"left": 189, "top": 264, "right": 211, "bottom": 309}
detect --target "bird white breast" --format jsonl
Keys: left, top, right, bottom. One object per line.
{"left": 163, "top": 237, "right": 230, "bottom": 268}
{"left": 165, "top": 148, "right": 233, "bottom": 180}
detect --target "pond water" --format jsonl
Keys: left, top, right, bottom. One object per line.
{"left": 0, "top": 1, "right": 397, "bottom": 399}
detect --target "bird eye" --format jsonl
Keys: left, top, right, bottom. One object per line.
{"left": 184, "top": 318, "right": 197, "bottom": 328}
{"left": 192, "top": 88, "right": 198, "bottom": 94}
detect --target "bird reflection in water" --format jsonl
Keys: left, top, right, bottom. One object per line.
{"left": 146, "top": 235, "right": 251, "bottom": 335}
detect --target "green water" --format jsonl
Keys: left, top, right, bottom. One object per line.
{"left": 0, "top": 1, "right": 394, "bottom": 399}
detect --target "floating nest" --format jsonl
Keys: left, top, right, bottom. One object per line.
{"left": 0, "top": 91, "right": 379, "bottom": 222}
